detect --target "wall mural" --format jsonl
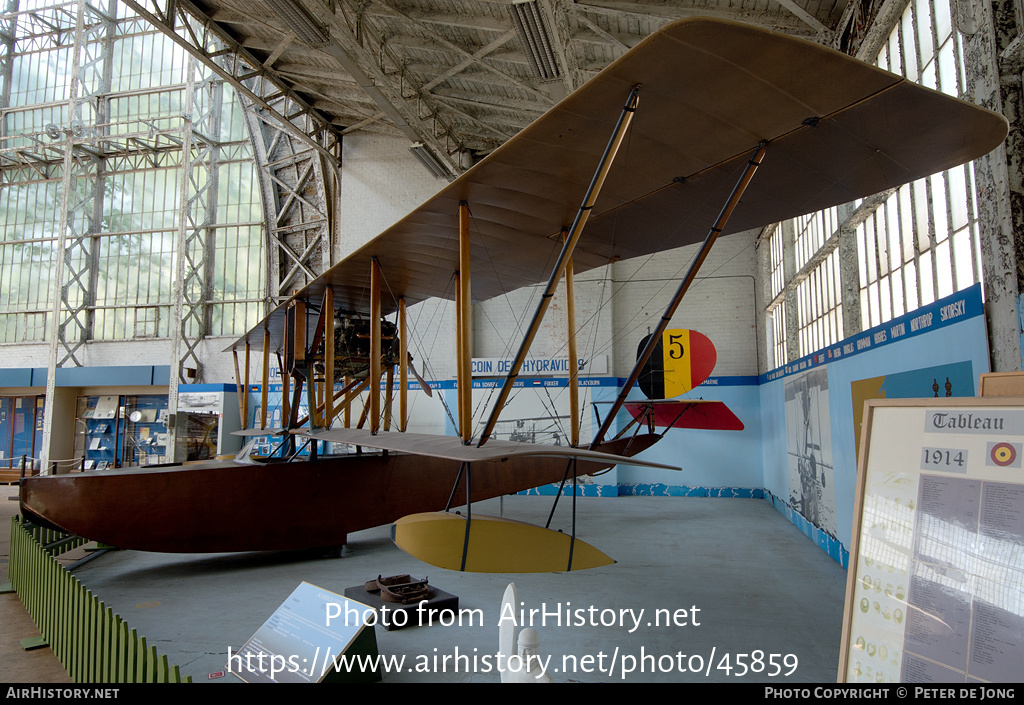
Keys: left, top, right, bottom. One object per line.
{"left": 850, "top": 361, "right": 976, "bottom": 465}
{"left": 785, "top": 367, "right": 837, "bottom": 536}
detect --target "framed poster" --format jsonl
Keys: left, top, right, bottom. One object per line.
{"left": 839, "top": 398, "right": 1024, "bottom": 683}
{"left": 978, "top": 371, "right": 1024, "bottom": 397}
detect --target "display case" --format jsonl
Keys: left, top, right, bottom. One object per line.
{"left": 0, "top": 396, "right": 44, "bottom": 473}
{"left": 76, "top": 395, "right": 123, "bottom": 470}
{"left": 124, "top": 395, "right": 170, "bottom": 466}
{"left": 74, "top": 388, "right": 240, "bottom": 468}
{"left": 175, "top": 386, "right": 242, "bottom": 460}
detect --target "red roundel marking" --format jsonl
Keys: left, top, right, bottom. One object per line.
{"left": 991, "top": 442, "right": 1016, "bottom": 467}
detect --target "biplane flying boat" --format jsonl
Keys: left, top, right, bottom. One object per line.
{"left": 20, "top": 18, "right": 1008, "bottom": 570}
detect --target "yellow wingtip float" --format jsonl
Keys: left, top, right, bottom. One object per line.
{"left": 391, "top": 512, "right": 616, "bottom": 573}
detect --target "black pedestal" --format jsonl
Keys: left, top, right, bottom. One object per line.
{"left": 343, "top": 584, "right": 459, "bottom": 630}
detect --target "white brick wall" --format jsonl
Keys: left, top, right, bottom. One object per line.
{"left": 0, "top": 337, "right": 245, "bottom": 387}
{"left": 337, "top": 133, "right": 447, "bottom": 261}
{"left": 335, "top": 134, "right": 760, "bottom": 384}
{"left": 609, "top": 231, "right": 759, "bottom": 377}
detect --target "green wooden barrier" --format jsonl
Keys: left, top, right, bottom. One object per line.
{"left": 8, "top": 516, "right": 191, "bottom": 684}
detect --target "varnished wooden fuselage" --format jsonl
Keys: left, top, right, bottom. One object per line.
{"left": 19, "top": 436, "right": 657, "bottom": 553}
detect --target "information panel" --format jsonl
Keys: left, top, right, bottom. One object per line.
{"left": 839, "top": 398, "right": 1024, "bottom": 683}
{"left": 232, "top": 581, "right": 378, "bottom": 683}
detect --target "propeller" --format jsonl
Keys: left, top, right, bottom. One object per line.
{"left": 407, "top": 352, "right": 433, "bottom": 397}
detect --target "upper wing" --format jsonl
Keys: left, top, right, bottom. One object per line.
{"left": 230, "top": 17, "right": 1007, "bottom": 353}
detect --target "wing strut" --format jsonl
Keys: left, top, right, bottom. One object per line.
{"left": 232, "top": 346, "right": 246, "bottom": 429}
{"left": 293, "top": 377, "right": 367, "bottom": 428}
{"left": 279, "top": 352, "right": 291, "bottom": 448}
{"left": 370, "top": 259, "right": 383, "bottom": 434}
{"left": 563, "top": 229, "right": 580, "bottom": 447}
{"left": 399, "top": 297, "right": 408, "bottom": 431}
{"left": 260, "top": 329, "right": 270, "bottom": 429}
{"left": 461, "top": 462, "right": 471, "bottom": 572}
{"left": 457, "top": 202, "right": 472, "bottom": 443}
{"left": 442, "top": 461, "right": 473, "bottom": 572}
{"left": 324, "top": 286, "right": 336, "bottom": 429}
{"left": 477, "top": 84, "right": 642, "bottom": 447}
{"left": 543, "top": 457, "right": 580, "bottom": 571}
{"left": 590, "top": 141, "right": 768, "bottom": 448}
{"left": 243, "top": 342, "right": 251, "bottom": 429}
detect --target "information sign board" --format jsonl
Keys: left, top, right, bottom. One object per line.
{"left": 232, "top": 581, "right": 380, "bottom": 683}
{"left": 840, "top": 398, "right": 1023, "bottom": 683}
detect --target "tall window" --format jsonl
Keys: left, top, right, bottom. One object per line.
{"left": 765, "top": 0, "right": 983, "bottom": 366}
{"left": 797, "top": 249, "right": 844, "bottom": 356}
{"left": 766, "top": 225, "right": 788, "bottom": 369}
{"left": 0, "top": 0, "right": 265, "bottom": 346}
{"left": 862, "top": 0, "right": 981, "bottom": 328}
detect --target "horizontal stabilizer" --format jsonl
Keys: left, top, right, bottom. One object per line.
{"left": 626, "top": 400, "right": 744, "bottom": 431}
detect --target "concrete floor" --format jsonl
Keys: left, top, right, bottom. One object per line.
{"left": 2, "top": 485, "right": 848, "bottom": 683}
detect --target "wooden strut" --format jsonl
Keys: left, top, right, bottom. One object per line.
{"left": 343, "top": 375, "right": 351, "bottom": 428}
{"left": 232, "top": 349, "right": 245, "bottom": 428}
{"left": 455, "top": 272, "right": 465, "bottom": 436}
{"left": 477, "top": 84, "right": 642, "bottom": 448}
{"left": 383, "top": 367, "right": 395, "bottom": 431}
{"left": 293, "top": 377, "right": 367, "bottom": 428}
{"left": 280, "top": 313, "right": 306, "bottom": 457}
{"left": 564, "top": 229, "right": 580, "bottom": 447}
{"left": 590, "top": 141, "right": 768, "bottom": 448}
{"left": 569, "top": 457, "right": 577, "bottom": 571}
{"left": 304, "top": 291, "right": 336, "bottom": 431}
{"left": 289, "top": 376, "right": 305, "bottom": 429}
{"left": 260, "top": 329, "right": 270, "bottom": 430}
{"left": 284, "top": 299, "right": 308, "bottom": 431}
{"left": 278, "top": 353, "right": 291, "bottom": 449}
{"left": 457, "top": 201, "right": 472, "bottom": 444}
{"left": 399, "top": 297, "right": 408, "bottom": 432}
{"left": 295, "top": 297, "right": 323, "bottom": 457}
{"left": 357, "top": 395, "right": 371, "bottom": 430}
{"left": 278, "top": 352, "right": 292, "bottom": 455}
{"left": 324, "top": 287, "right": 335, "bottom": 430}
{"left": 242, "top": 342, "right": 250, "bottom": 431}
{"left": 370, "top": 259, "right": 382, "bottom": 434}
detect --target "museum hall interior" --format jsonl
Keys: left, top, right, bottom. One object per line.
{"left": 1, "top": 0, "right": 1022, "bottom": 685}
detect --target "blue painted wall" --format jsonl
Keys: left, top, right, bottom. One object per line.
{"left": 612, "top": 379, "right": 762, "bottom": 496}
{"left": 758, "top": 285, "right": 988, "bottom": 565}
{"left": 1, "top": 290, "right": 986, "bottom": 568}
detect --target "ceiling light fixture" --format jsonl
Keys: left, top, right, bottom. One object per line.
{"left": 510, "top": 0, "right": 561, "bottom": 80}
{"left": 266, "top": 0, "right": 329, "bottom": 47}
{"left": 409, "top": 143, "right": 451, "bottom": 180}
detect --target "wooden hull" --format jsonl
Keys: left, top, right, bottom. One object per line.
{"left": 19, "top": 436, "right": 658, "bottom": 553}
